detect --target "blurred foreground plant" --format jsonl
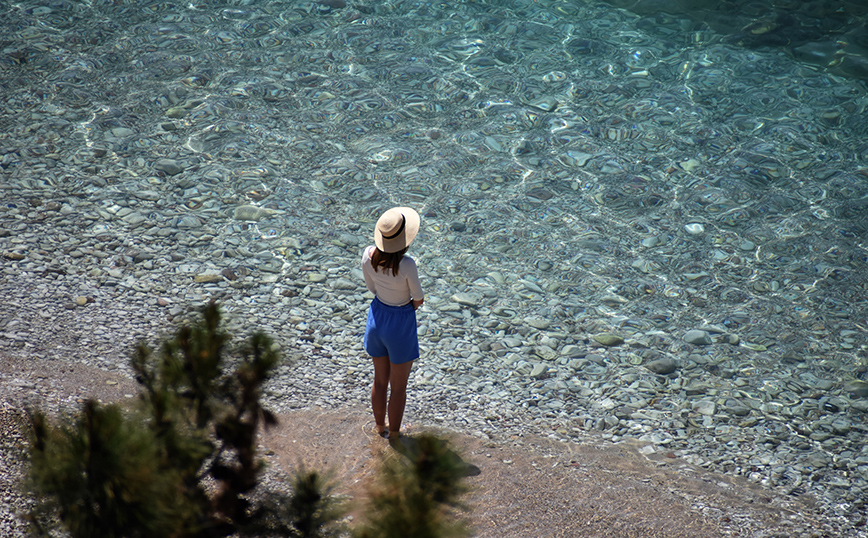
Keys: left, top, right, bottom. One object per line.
{"left": 26, "top": 301, "right": 346, "bottom": 538}
{"left": 355, "top": 434, "right": 471, "bottom": 538}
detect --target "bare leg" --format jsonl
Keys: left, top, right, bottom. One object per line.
{"left": 371, "top": 356, "right": 390, "bottom": 436}
{"left": 387, "top": 360, "right": 414, "bottom": 439}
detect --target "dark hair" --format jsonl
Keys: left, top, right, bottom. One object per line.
{"left": 371, "top": 246, "right": 408, "bottom": 277}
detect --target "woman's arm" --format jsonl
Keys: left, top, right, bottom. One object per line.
{"left": 403, "top": 257, "right": 424, "bottom": 308}
{"left": 361, "top": 246, "right": 378, "bottom": 294}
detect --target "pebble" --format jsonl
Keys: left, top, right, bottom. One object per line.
{"left": 331, "top": 278, "right": 357, "bottom": 290}
{"left": 533, "top": 346, "right": 558, "bottom": 361}
{"left": 134, "top": 190, "right": 161, "bottom": 202}
{"left": 529, "top": 363, "right": 547, "bottom": 378}
{"left": 592, "top": 333, "right": 624, "bottom": 347}
{"left": 585, "top": 354, "right": 606, "bottom": 366}
{"left": 525, "top": 317, "right": 550, "bottom": 330}
{"left": 683, "top": 330, "right": 712, "bottom": 345}
{"left": 843, "top": 380, "right": 868, "bottom": 398}
{"left": 692, "top": 400, "right": 716, "bottom": 416}
{"left": 154, "top": 158, "right": 184, "bottom": 176}
{"left": 645, "top": 358, "right": 677, "bottom": 375}
{"left": 451, "top": 293, "right": 480, "bottom": 307}
{"left": 233, "top": 205, "right": 277, "bottom": 222}
{"left": 723, "top": 400, "right": 751, "bottom": 416}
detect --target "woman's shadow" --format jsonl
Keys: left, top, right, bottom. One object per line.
{"left": 389, "top": 434, "right": 481, "bottom": 477}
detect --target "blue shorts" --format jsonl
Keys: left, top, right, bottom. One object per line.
{"left": 364, "top": 297, "right": 419, "bottom": 364}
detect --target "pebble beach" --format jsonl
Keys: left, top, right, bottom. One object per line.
{"left": 2, "top": 0, "right": 868, "bottom": 536}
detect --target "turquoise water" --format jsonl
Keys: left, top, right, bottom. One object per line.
{"left": 2, "top": 0, "right": 868, "bottom": 527}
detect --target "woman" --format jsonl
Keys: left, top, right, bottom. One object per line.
{"left": 362, "top": 207, "right": 424, "bottom": 440}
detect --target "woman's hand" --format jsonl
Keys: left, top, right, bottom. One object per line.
{"left": 412, "top": 299, "right": 424, "bottom": 310}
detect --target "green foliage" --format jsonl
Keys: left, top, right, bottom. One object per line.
{"left": 27, "top": 301, "right": 292, "bottom": 538}
{"left": 28, "top": 401, "right": 188, "bottom": 538}
{"left": 248, "top": 468, "right": 346, "bottom": 538}
{"left": 26, "top": 301, "right": 471, "bottom": 538}
{"left": 355, "top": 434, "right": 471, "bottom": 538}
{"left": 285, "top": 468, "right": 345, "bottom": 538}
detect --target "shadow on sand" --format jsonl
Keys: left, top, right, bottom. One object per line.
{"left": 389, "top": 434, "right": 481, "bottom": 478}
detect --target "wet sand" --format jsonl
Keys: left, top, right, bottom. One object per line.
{"left": 0, "top": 354, "right": 835, "bottom": 538}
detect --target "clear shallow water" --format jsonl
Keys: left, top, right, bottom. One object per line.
{"left": 2, "top": 0, "right": 868, "bottom": 524}
{"left": 5, "top": 0, "right": 863, "bottom": 339}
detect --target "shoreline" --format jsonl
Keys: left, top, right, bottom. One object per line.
{"left": 0, "top": 255, "right": 866, "bottom": 536}
{"left": 0, "top": 352, "right": 841, "bottom": 538}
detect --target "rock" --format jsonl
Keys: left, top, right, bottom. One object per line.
{"left": 338, "top": 233, "right": 361, "bottom": 246}
{"left": 155, "top": 158, "right": 184, "bottom": 176}
{"left": 259, "top": 259, "right": 283, "bottom": 273}
{"left": 533, "top": 346, "right": 558, "bottom": 361}
{"left": 320, "top": 0, "right": 346, "bottom": 8}
{"left": 679, "top": 158, "right": 700, "bottom": 172}
{"left": 525, "top": 317, "right": 550, "bottom": 330}
{"left": 781, "top": 349, "right": 807, "bottom": 363}
{"left": 331, "top": 278, "right": 357, "bottom": 290}
{"left": 530, "top": 363, "right": 547, "bottom": 379}
{"left": 814, "top": 378, "right": 834, "bottom": 391}
{"left": 646, "top": 358, "right": 677, "bottom": 375}
{"left": 843, "top": 380, "right": 868, "bottom": 398}
{"left": 830, "top": 418, "right": 851, "bottom": 436}
{"left": 134, "top": 190, "right": 161, "bottom": 201}
{"left": 487, "top": 271, "right": 505, "bottom": 284}
{"left": 74, "top": 296, "right": 88, "bottom": 306}
{"left": 133, "top": 252, "right": 155, "bottom": 263}
{"left": 723, "top": 334, "right": 739, "bottom": 345}
{"left": 723, "top": 399, "right": 751, "bottom": 416}
{"left": 585, "top": 354, "right": 606, "bottom": 365}
{"left": 233, "top": 205, "right": 274, "bottom": 222}
{"left": 593, "top": 333, "right": 624, "bottom": 347}
{"left": 560, "top": 345, "right": 582, "bottom": 357}
{"left": 684, "top": 330, "right": 712, "bottom": 345}
{"left": 121, "top": 212, "right": 147, "bottom": 226}
{"left": 450, "top": 293, "right": 480, "bottom": 307}
{"left": 176, "top": 215, "right": 202, "bottom": 229}
{"left": 520, "top": 280, "right": 544, "bottom": 293}
{"left": 692, "top": 400, "right": 716, "bottom": 416}
{"left": 684, "top": 382, "right": 710, "bottom": 396}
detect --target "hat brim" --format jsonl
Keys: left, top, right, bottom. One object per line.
{"left": 374, "top": 207, "right": 420, "bottom": 253}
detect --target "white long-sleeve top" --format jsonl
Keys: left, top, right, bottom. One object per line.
{"left": 361, "top": 245, "right": 424, "bottom": 306}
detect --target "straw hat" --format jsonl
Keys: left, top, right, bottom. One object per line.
{"left": 374, "top": 207, "right": 420, "bottom": 253}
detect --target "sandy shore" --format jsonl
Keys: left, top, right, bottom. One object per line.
{"left": 0, "top": 353, "right": 839, "bottom": 538}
